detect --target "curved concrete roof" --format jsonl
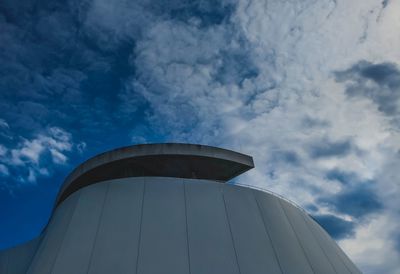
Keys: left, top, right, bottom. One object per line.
{"left": 56, "top": 143, "right": 254, "bottom": 205}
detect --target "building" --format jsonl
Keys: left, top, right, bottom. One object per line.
{"left": 0, "top": 143, "right": 361, "bottom": 274}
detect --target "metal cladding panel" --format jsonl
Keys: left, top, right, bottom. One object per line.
{"left": 0, "top": 237, "right": 40, "bottom": 274}
{"left": 87, "top": 179, "right": 144, "bottom": 274}
{"left": 280, "top": 199, "right": 336, "bottom": 274}
{"left": 137, "top": 178, "right": 189, "bottom": 274}
{"left": 312, "top": 218, "right": 362, "bottom": 274}
{"left": 222, "top": 184, "right": 282, "bottom": 274}
{"left": 51, "top": 183, "right": 108, "bottom": 274}
{"left": 0, "top": 247, "right": 11, "bottom": 273}
{"left": 254, "top": 191, "right": 314, "bottom": 274}
{"left": 185, "top": 181, "right": 240, "bottom": 274}
{"left": 304, "top": 214, "right": 353, "bottom": 274}
{"left": 305, "top": 215, "right": 362, "bottom": 274}
{"left": 27, "top": 193, "right": 80, "bottom": 274}
{"left": 0, "top": 250, "right": 5, "bottom": 274}
{"left": 326, "top": 234, "right": 362, "bottom": 274}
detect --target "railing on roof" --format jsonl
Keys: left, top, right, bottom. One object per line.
{"left": 233, "top": 182, "right": 309, "bottom": 214}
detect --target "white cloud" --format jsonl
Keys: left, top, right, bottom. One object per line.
{"left": 0, "top": 164, "right": 9, "bottom": 176}
{"left": 11, "top": 139, "right": 45, "bottom": 165}
{"left": 0, "top": 118, "right": 9, "bottom": 129}
{"left": 0, "top": 144, "right": 7, "bottom": 157}
{"left": 10, "top": 127, "right": 72, "bottom": 166}
{"left": 76, "top": 141, "right": 87, "bottom": 154}
{"left": 340, "top": 213, "right": 400, "bottom": 274}
{"left": 83, "top": 0, "right": 153, "bottom": 48}
{"left": 1, "top": 127, "right": 74, "bottom": 184}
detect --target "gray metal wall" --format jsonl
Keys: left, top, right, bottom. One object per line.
{"left": 15, "top": 177, "right": 361, "bottom": 274}
{"left": 0, "top": 237, "right": 40, "bottom": 274}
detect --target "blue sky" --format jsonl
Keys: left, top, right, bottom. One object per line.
{"left": 0, "top": 0, "right": 399, "bottom": 273}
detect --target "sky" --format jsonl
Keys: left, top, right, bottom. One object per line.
{"left": 0, "top": 0, "right": 399, "bottom": 273}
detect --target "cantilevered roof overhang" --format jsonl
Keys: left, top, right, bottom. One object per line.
{"left": 56, "top": 143, "right": 254, "bottom": 206}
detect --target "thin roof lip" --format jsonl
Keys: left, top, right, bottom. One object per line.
{"left": 55, "top": 143, "right": 254, "bottom": 205}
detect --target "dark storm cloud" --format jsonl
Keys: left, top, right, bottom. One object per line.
{"left": 312, "top": 214, "right": 356, "bottom": 239}
{"left": 301, "top": 116, "right": 330, "bottom": 129}
{"left": 382, "top": 0, "right": 390, "bottom": 8}
{"left": 323, "top": 169, "right": 388, "bottom": 223}
{"left": 309, "top": 139, "right": 353, "bottom": 158}
{"left": 271, "top": 150, "right": 300, "bottom": 165}
{"left": 148, "top": 0, "right": 237, "bottom": 27}
{"left": 214, "top": 50, "right": 259, "bottom": 86}
{"left": 325, "top": 169, "right": 357, "bottom": 185}
{"left": 318, "top": 183, "right": 383, "bottom": 219}
{"left": 394, "top": 233, "right": 400, "bottom": 253}
{"left": 360, "top": 63, "right": 400, "bottom": 86}
{"left": 335, "top": 61, "right": 400, "bottom": 117}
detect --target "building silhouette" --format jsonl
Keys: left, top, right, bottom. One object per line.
{"left": 0, "top": 143, "right": 361, "bottom": 274}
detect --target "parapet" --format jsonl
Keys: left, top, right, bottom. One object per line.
{"left": 56, "top": 143, "right": 254, "bottom": 205}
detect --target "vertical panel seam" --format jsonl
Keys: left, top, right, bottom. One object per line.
{"left": 135, "top": 178, "right": 146, "bottom": 274}
{"left": 309, "top": 217, "right": 355, "bottom": 274}
{"left": 333, "top": 245, "right": 359, "bottom": 274}
{"left": 6, "top": 247, "right": 9, "bottom": 274}
{"left": 301, "top": 214, "right": 339, "bottom": 274}
{"left": 25, "top": 238, "right": 41, "bottom": 274}
{"left": 183, "top": 181, "right": 192, "bottom": 274}
{"left": 220, "top": 186, "right": 242, "bottom": 274}
{"left": 49, "top": 192, "right": 82, "bottom": 274}
{"left": 320, "top": 226, "right": 359, "bottom": 274}
{"left": 278, "top": 199, "right": 316, "bottom": 274}
{"left": 27, "top": 227, "right": 50, "bottom": 273}
{"left": 252, "top": 191, "right": 284, "bottom": 274}
{"left": 86, "top": 183, "right": 110, "bottom": 274}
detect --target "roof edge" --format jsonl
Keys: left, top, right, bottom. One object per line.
{"left": 56, "top": 143, "right": 254, "bottom": 205}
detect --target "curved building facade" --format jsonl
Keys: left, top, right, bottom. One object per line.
{"left": 0, "top": 143, "right": 361, "bottom": 274}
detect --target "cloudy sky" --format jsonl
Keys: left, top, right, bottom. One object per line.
{"left": 0, "top": 0, "right": 399, "bottom": 272}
